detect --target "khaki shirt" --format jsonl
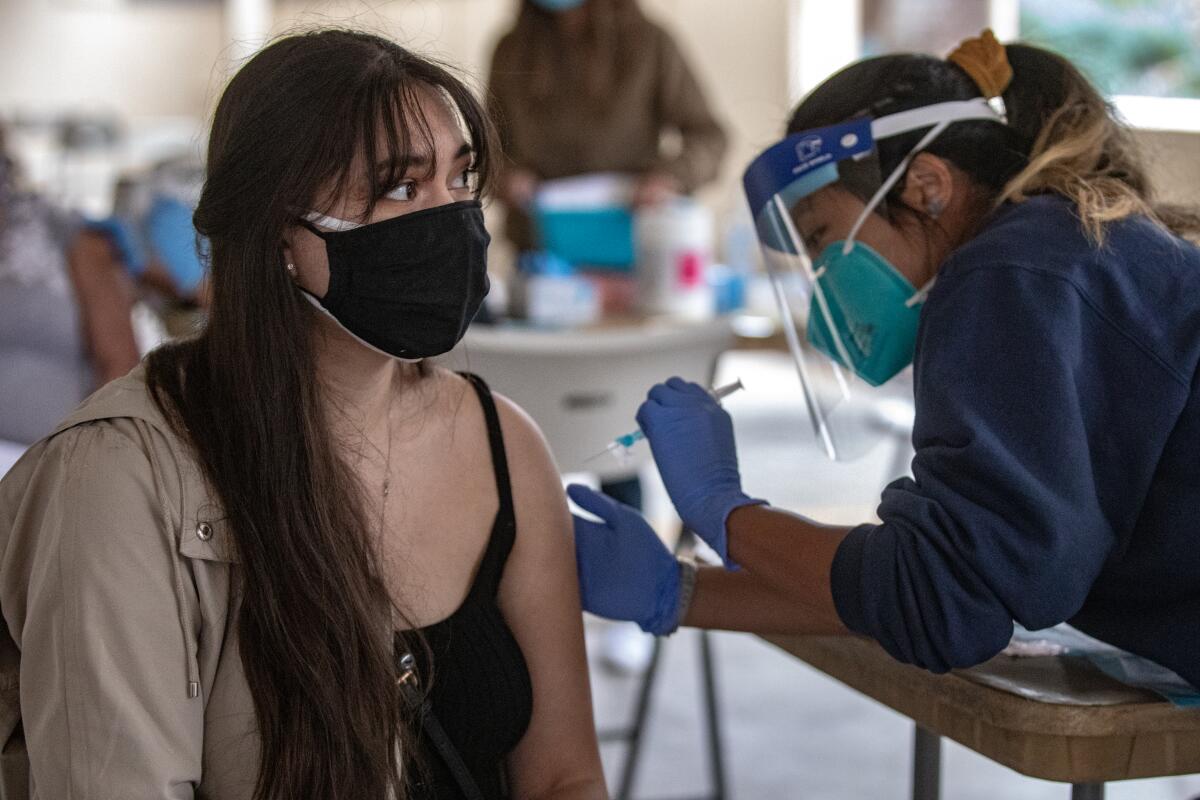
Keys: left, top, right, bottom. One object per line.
{"left": 0, "top": 368, "right": 261, "bottom": 798}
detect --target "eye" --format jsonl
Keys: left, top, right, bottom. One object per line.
{"left": 384, "top": 181, "right": 417, "bottom": 202}
{"left": 450, "top": 168, "right": 479, "bottom": 194}
{"left": 804, "top": 226, "right": 827, "bottom": 254}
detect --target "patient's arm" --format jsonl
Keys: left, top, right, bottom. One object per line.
{"left": 67, "top": 230, "right": 140, "bottom": 385}
{"left": 493, "top": 395, "right": 607, "bottom": 800}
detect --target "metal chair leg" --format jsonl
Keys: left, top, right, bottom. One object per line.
{"left": 608, "top": 528, "right": 728, "bottom": 800}
{"left": 613, "top": 635, "right": 665, "bottom": 800}
{"left": 1072, "top": 784, "right": 1105, "bottom": 800}
{"left": 699, "top": 629, "right": 728, "bottom": 800}
{"left": 911, "top": 725, "right": 941, "bottom": 800}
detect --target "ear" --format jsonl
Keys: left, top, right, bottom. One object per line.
{"left": 281, "top": 223, "right": 306, "bottom": 278}
{"left": 898, "top": 153, "right": 954, "bottom": 219}
{"left": 281, "top": 232, "right": 295, "bottom": 272}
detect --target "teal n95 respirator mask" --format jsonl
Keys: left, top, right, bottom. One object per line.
{"left": 742, "top": 97, "right": 1005, "bottom": 460}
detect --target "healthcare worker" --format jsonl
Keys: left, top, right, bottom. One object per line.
{"left": 98, "top": 156, "right": 211, "bottom": 307}
{"left": 570, "top": 31, "right": 1200, "bottom": 689}
{"left": 487, "top": 0, "right": 728, "bottom": 251}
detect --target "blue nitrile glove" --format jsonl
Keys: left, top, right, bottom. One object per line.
{"left": 635, "top": 376, "right": 765, "bottom": 566}
{"left": 568, "top": 484, "right": 682, "bottom": 637}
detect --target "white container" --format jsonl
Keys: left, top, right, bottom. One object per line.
{"left": 525, "top": 274, "right": 601, "bottom": 329}
{"left": 634, "top": 199, "right": 715, "bottom": 320}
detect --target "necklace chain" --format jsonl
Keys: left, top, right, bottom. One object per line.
{"left": 340, "top": 383, "right": 395, "bottom": 536}
{"left": 378, "top": 397, "right": 393, "bottom": 535}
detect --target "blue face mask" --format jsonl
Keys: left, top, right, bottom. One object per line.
{"left": 530, "top": 0, "right": 587, "bottom": 10}
{"left": 805, "top": 239, "right": 927, "bottom": 387}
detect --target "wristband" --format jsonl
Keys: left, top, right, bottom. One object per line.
{"left": 666, "top": 559, "right": 698, "bottom": 636}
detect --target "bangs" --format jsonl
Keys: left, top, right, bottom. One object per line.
{"left": 312, "top": 53, "right": 497, "bottom": 225}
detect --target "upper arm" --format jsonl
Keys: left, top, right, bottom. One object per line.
{"left": 5, "top": 424, "right": 201, "bottom": 798}
{"left": 653, "top": 28, "right": 712, "bottom": 128}
{"left": 652, "top": 28, "right": 727, "bottom": 176}
{"left": 485, "top": 35, "right": 518, "bottom": 153}
{"left": 67, "top": 230, "right": 140, "bottom": 385}
{"left": 491, "top": 395, "right": 605, "bottom": 798}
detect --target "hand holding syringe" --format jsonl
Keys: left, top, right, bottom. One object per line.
{"left": 585, "top": 378, "right": 746, "bottom": 464}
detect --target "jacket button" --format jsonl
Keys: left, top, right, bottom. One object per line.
{"left": 196, "top": 522, "right": 214, "bottom": 541}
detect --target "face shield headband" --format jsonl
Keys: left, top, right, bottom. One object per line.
{"left": 744, "top": 97, "right": 1006, "bottom": 255}
{"left": 741, "top": 97, "right": 1006, "bottom": 460}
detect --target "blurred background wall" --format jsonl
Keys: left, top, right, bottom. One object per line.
{"left": 0, "top": 0, "right": 1195, "bottom": 227}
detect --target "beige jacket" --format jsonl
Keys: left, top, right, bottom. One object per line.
{"left": 0, "top": 368, "right": 262, "bottom": 799}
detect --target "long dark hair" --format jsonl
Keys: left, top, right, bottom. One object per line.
{"left": 789, "top": 43, "right": 1200, "bottom": 243}
{"left": 145, "top": 29, "right": 497, "bottom": 799}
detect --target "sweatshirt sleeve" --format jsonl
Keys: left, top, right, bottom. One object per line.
{"left": 4, "top": 423, "right": 202, "bottom": 797}
{"left": 651, "top": 27, "right": 728, "bottom": 192}
{"left": 830, "top": 264, "right": 1127, "bottom": 672}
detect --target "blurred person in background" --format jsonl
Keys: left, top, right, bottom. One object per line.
{"left": 0, "top": 29, "right": 605, "bottom": 800}
{"left": 0, "top": 122, "right": 140, "bottom": 447}
{"left": 93, "top": 155, "right": 212, "bottom": 342}
{"left": 100, "top": 154, "right": 210, "bottom": 311}
{"left": 488, "top": 4, "right": 728, "bottom": 670}
{"left": 488, "top": 0, "right": 729, "bottom": 256}
{"left": 489, "top": 0, "right": 731, "bottom": 671}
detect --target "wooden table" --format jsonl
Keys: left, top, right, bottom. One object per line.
{"left": 765, "top": 635, "right": 1200, "bottom": 799}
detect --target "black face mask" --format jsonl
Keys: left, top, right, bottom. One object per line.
{"left": 300, "top": 200, "right": 490, "bottom": 360}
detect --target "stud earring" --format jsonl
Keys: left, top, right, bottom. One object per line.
{"left": 285, "top": 262, "right": 297, "bottom": 277}
{"left": 927, "top": 198, "right": 946, "bottom": 219}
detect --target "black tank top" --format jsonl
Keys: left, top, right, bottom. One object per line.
{"left": 405, "top": 373, "right": 534, "bottom": 799}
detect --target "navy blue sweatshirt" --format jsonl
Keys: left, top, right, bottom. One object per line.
{"left": 830, "top": 195, "right": 1200, "bottom": 688}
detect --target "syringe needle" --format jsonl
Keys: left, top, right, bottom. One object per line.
{"left": 582, "top": 380, "right": 744, "bottom": 466}
{"left": 582, "top": 448, "right": 612, "bottom": 464}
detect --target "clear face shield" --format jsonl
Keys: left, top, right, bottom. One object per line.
{"left": 742, "top": 98, "right": 1005, "bottom": 461}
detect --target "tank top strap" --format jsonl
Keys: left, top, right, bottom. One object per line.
{"left": 460, "top": 373, "right": 517, "bottom": 600}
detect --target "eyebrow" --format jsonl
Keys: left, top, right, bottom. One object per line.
{"left": 374, "top": 143, "right": 474, "bottom": 172}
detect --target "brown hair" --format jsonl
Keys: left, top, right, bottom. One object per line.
{"left": 788, "top": 42, "right": 1200, "bottom": 244}
{"left": 145, "top": 29, "right": 497, "bottom": 800}
{"left": 508, "top": 0, "right": 650, "bottom": 108}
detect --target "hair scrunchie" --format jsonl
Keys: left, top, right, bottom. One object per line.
{"left": 947, "top": 29, "right": 1013, "bottom": 99}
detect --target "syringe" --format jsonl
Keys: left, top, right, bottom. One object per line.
{"left": 584, "top": 378, "right": 746, "bottom": 464}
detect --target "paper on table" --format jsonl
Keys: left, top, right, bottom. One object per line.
{"left": 534, "top": 172, "right": 637, "bottom": 210}
{"left": 1009, "top": 624, "right": 1200, "bottom": 707}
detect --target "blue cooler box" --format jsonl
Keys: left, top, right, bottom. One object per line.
{"left": 532, "top": 205, "right": 635, "bottom": 269}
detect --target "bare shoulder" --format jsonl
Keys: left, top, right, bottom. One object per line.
{"left": 428, "top": 369, "right": 566, "bottom": 530}
{"left": 425, "top": 367, "right": 557, "bottom": 473}
{"left": 491, "top": 390, "right": 560, "bottom": 487}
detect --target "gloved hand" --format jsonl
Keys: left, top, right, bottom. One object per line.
{"left": 568, "top": 484, "right": 682, "bottom": 637}
{"left": 636, "top": 377, "right": 765, "bottom": 565}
